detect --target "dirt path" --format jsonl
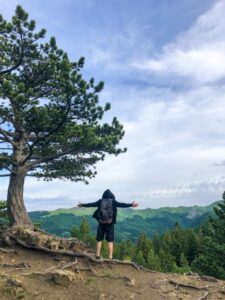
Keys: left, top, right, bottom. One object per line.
{"left": 0, "top": 246, "right": 225, "bottom": 300}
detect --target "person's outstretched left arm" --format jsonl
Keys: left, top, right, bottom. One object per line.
{"left": 115, "top": 200, "right": 138, "bottom": 208}
{"left": 77, "top": 200, "right": 101, "bottom": 208}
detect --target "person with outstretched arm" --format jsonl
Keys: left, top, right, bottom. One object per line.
{"left": 78, "top": 189, "right": 138, "bottom": 259}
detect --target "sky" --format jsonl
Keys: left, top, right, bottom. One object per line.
{"left": 1, "top": 0, "right": 225, "bottom": 210}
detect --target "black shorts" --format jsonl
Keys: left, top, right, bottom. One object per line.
{"left": 96, "top": 223, "right": 114, "bottom": 242}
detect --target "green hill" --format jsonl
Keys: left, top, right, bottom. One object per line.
{"left": 29, "top": 201, "right": 219, "bottom": 241}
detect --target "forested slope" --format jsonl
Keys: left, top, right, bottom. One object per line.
{"left": 29, "top": 201, "right": 218, "bottom": 240}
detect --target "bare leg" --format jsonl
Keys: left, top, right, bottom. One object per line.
{"left": 108, "top": 242, "right": 113, "bottom": 259}
{"left": 96, "top": 241, "right": 102, "bottom": 257}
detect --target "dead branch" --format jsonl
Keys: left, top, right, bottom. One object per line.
{"left": 22, "top": 271, "right": 45, "bottom": 276}
{"left": 42, "top": 265, "right": 58, "bottom": 273}
{"left": 0, "top": 247, "right": 17, "bottom": 254}
{"left": 197, "top": 291, "right": 209, "bottom": 300}
{"left": 168, "top": 279, "right": 209, "bottom": 290}
{"left": 5, "top": 267, "right": 32, "bottom": 273}
{"left": 200, "top": 275, "right": 219, "bottom": 282}
{"left": 61, "top": 261, "right": 78, "bottom": 270}
{"left": 75, "top": 267, "right": 97, "bottom": 274}
{"left": 94, "top": 273, "right": 132, "bottom": 283}
{"left": 162, "top": 284, "right": 178, "bottom": 294}
{"left": 0, "top": 262, "right": 30, "bottom": 268}
{"left": 44, "top": 260, "right": 78, "bottom": 273}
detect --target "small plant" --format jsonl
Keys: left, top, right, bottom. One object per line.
{"left": 34, "top": 221, "right": 43, "bottom": 229}
{"left": 0, "top": 200, "right": 7, "bottom": 218}
{"left": 0, "top": 200, "right": 8, "bottom": 222}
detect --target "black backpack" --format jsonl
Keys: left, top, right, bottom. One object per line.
{"left": 98, "top": 198, "right": 113, "bottom": 224}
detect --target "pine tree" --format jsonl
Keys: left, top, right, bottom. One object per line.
{"left": 191, "top": 236, "right": 225, "bottom": 279}
{"left": 191, "top": 192, "right": 225, "bottom": 279}
{"left": 70, "top": 225, "right": 80, "bottom": 239}
{"left": 170, "top": 223, "right": 184, "bottom": 267}
{"left": 147, "top": 248, "right": 161, "bottom": 271}
{"left": 152, "top": 232, "right": 162, "bottom": 253}
{"left": 79, "top": 218, "right": 90, "bottom": 237}
{"left": 159, "top": 249, "right": 177, "bottom": 272}
{"left": 118, "top": 240, "right": 136, "bottom": 261}
{"left": 136, "top": 233, "right": 152, "bottom": 261}
{"left": 161, "top": 230, "right": 172, "bottom": 253}
{"left": 209, "top": 191, "right": 225, "bottom": 243}
{"left": 0, "top": 6, "right": 126, "bottom": 226}
{"left": 135, "top": 250, "right": 146, "bottom": 266}
{"left": 177, "top": 253, "right": 190, "bottom": 273}
{"left": 184, "top": 229, "right": 199, "bottom": 264}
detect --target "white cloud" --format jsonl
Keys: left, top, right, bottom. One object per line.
{"left": 138, "top": 178, "right": 225, "bottom": 208}
{"left": 133, "top": 0, "right": 225, "bottom": 84}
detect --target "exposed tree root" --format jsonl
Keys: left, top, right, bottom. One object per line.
{"left": 168, "top": 279, "right": 209, "bottom": 290}
{"left": 16, "top": 238, "right": 103, "bottom": 261}
{"left": 22, "top": 266, "right": 133, "bottom": 286}
{"left": 23, "top": 260, "right": 96, "bottom": 277}
{"left": 15, "top": 238, "right": 154, "bottom": 272}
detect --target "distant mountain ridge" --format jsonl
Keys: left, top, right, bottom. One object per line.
{"left": 29, "top": 201, "right": 220, "bottom": 241}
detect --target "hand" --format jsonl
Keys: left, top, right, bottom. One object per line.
{"left": 131, "top": 201, "right": 138, "bottom": 208}
{"left": 77, "top": 202, "right": 82, "bottom": 208}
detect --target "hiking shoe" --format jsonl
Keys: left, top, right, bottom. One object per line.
{"left": 95, "top": 256, "right": 101, "bottom": 259}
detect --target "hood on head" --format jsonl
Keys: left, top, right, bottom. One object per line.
{"left": 102, "top": 189, "right": 115, "bottom": 200}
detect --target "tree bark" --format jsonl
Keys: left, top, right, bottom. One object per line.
{"left": 7, "top": 168, "right": 33, "bottom": 227}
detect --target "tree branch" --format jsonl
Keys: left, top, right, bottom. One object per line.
{"left": 0, "top": 174, "right": 10, "bottom": 177}
{"left": 0, "top": 30, "right": 24, "bottom": 76}
{"left": 22, "top": 98, "right": 72, "bottom": 166}
{"left": 0, "top": 64, "right": 22, "bottom": 76}
{"left": 29, "top": 149, "right": 74, "bottom": 167}
{"left": 0, "top": 128, "right": 15, "bottom": 138}
{"left": 0, "top": 128, "right": 17, "bottom": 148}
{"left": 0, "top": 164, "right": 12, "bottom": 172}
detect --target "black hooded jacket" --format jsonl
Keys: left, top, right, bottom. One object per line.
{"left": 81, "top": 189, "right": 132, "bottom": 224}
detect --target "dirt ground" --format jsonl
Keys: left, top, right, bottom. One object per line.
{"left": 0, "top": 245, "right": 225, "bottom": 300}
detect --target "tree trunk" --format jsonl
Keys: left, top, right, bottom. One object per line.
{"left": 7, "top": 168, "right": 33, "bottom": 227}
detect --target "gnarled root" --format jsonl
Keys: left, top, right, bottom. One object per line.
{"left": 15, "top": 238, "right": 154, "bottom": 272}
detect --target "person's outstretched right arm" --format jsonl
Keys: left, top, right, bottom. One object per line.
{"left": 114, "top": 200, "right": 138, "bottom": 208}
{"left": 77, "top": 200, "right": 101, "bottom": 208}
